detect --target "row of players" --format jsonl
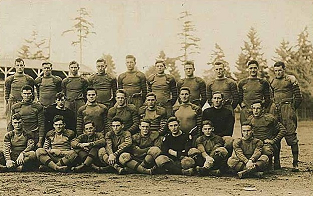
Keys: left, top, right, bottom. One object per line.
{"left": 1, "top": 107, "right": 278, "bottom": 178}
{"left": 3, "top": 56, "right": 302, "bottom": 172}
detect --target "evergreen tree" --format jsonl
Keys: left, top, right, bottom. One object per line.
{"left": 102, "top": 53, "right": 116, "bottom": 77}
{"left": 203, "top": 43, "right": 233, "bottom": 84}
{"left": 17, "top": 31, "right": 49, "bottom": 60}
{"left": 177, "top": 11, "right": 201, "bottom": 64}
{"left": 62, "top": 8, "right": 96, "bottom": 65}
{"left": 234, "top": 27, "right": 268, "bottom": 80}
{"left": 157, "top": 50, "right": 181, "bottom": 81}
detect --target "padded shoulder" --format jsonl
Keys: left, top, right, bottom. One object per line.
{"left": 286, "top": 75, "right": 298, "bottom": 85}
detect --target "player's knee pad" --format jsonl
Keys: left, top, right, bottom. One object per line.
{"left": 210, "top": 147, "right": 228, "bottom": 159}
{"left": 118, "top": 152, "right": 132, "bottom": 165}
{"left": 154, "top": 155, "right": 171, "bottom": 167}
{"left": 227, "top": 157, "right": 240, "bottom": 169}
{"left": 262, "top": 144, "right": 274, "bottom": 156}
{"left": 181, "top": 156, "right": 195, "bottom": 169}
{"left": 222, "top": 136, "right": 233, "bottom": 149}
{"left": 147, "top": 146, "right": 161, "bottom": 158}
{"left": 258, "top": 155, "right": 269, "bottom": 163}
{"left": 35, "top": 148, "right": 47, "bottom": 157}
{"left": 188, "top": 148, "right": 201, "bottom": 158}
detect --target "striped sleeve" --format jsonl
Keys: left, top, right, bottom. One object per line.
{"left": 233, "top": 139, "right": 249, "bottom": 164}
{"left": 199, "top": 78, "right": 207, "bottom": 107}
{"left": 113, "top": 131, "right": 132, "bottom": 157}
{"left": 229, "top": 80, "right": 239, "bottom": 109}
{"left": 169, "top": 76, "right": 178, "bottom": 106}
{"left": 293, "top": 84, "right": 303, "bottom": 109}
{"left": 4, "top": 141, "right": 11, "bottom": 161}
{"left": 249, "top": 139, "right": 263, "bottom": 162}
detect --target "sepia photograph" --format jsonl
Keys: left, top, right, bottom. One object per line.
{"left": 0, "top": 0, "right": 313, "bottom": 196}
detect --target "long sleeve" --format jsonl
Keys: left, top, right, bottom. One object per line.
{"left": 89, "top": 133, "right": 106, "bottom": 148}
{"left": 272, "top": 121, "right": 287, "bottom": 143}
{"left": 111, "top": 78, "right": 118, "bottom": 102}
{"left": 206, "top": 82, "right": 213, "bottom": 106}
{"left": 237, "top": 81, "right": 244, "bottom": 107}
{"left": 113, "top": 132, "right": 132, "bottom": 157}
{"left": 43, "top": 138, "right": 51, "bottom": 150}
{"left": 249, "top": 139, "right": 263, "bottom": 162}
{"left": 55, "top": 76, "right": 62, "bottom": 93}
{"left": 140, "top": 73, "right": 147, "bottom": 102}
{"left": 104, "top": 132, "right": 114, "bottom": 155}
{"left": 4, "top": 76, "right": 13, "bottom": 102}
{"left": 34, "top": 77, "right": 41, "bottom": 101}
{"left": 195, "top": 107, "right": 203, "bottom": 136}
{"left": 263, "top": 80, "right": 272, "bottom": 109}
{"left": 126, "top": 107, "right": 140, "bottom": 134}
{"left": 23, "top": 139, "right": 35, "bottom": 152}
{"left": 233, "top": 139, "right": 249, "bottom": 164}
{"left": 3, "top": 135, "right": 11, "bottom": 161}
{"left": 199, "top": 79, "right": 207, "bottom": 107}
{"left": 76, "top": 108, "right": 84, "bottom": 136}
{"left": 230, "top": 81, "right": 239, "bottom": 109}
{"left": 37, "top": 106, "right": 45, "bottom": 139}
{"left": 293, "top": 83, "right": 303, "bottom": 109}
{"left": 169, "top": 77, "right": 178, "bottom": 106}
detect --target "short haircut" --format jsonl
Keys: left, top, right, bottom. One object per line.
{"left": 241, "top": 121, "right": 252, "bottom": 127}
{"left": 112, "top": 117, "right": 123, "bottom": 124}
{"left": 69, "top": 60, "right": 79, "bottom": 67}
{"left": 15, "top": 58, "right": 24, "bottom": 65}
{"left": 21, "top": 85, "right": 33, "bottom": 92}
{"left": 212, "top": 91, "right": 224, "bottom": 99}
{"left": 126, "top": 55, "right": 136, "bottom": 62}
{"left": 86, "top": 87, "right": 97, "bottom": 94}
{"left": 167, "top": 116, "right": 179, "bottom": 124}
{"left": 202, "top": 120, "right": 213, "bottom": 127}
{"left": 251, "top": 100, "right": 263, "bottom": 107}
{"left": 42, "top": 62, "right": 52, "bottom": 67}
{"left": 155, "top": 59, "right": 165, "bottom": 66}
{"left": 12, "top": 113, "right": 22, "bottom": 121}
{"left": 140, "top": 119, "right": 151, "bottom": 125}
{"left": 55, "top": 92, "right": 67, "bottom": 100}
{"left": 184, "top": 61, "right": 194, "bottom": 67}
{"left": 214, "top": 61, "right": 224, "bottom": 66}
{"left": 116, "top": 89, "right": 127, "bottom": 97}
{"left": 274, "top": 61, "right": 286, "bottom": 69}
{"left": 247, "top": 60, "right": 259, "bottom": 67}
{"left": 96, "top": 58, "right": 106, "bottom": 64}
{"left": 180, "top": 87, "right": 191, "bottom": 94}
{"left": 53, "top": 115, "right": 64, "bottom": 123}
{"left": 146, "top": 92, "right": 157, "bottom": 99}
{"left": 84, "top": 120, "right": 95, "bottom": 127}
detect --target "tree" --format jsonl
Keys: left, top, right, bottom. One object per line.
{"left": 157, "top": 50, "right": 181, "bottom": 81}
{"left": 177, "top": 11, "right": 201, "bottom": 64}
{"left": 62, "top": 8, "right": 96, "bottom": 65}
{"left": 203, "top": 43, "right": 233, "bottom": 84}
{"left": 102, "top": 53, "right": 116, "bottom": 77}
{"left": 234, "top": 27, "right": 268, "bottom": 80}
{"left": 17, "top": 31, "right": 49, "bottom": 60}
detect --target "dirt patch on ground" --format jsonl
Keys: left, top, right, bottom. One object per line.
{"left": 0, "top": 120, "right": 313, "bottom": 196}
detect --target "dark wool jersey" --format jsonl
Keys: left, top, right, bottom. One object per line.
{"left": 248, "top": 113, "right": 287, "bottom": 143}
{"left": 207, "top": 77, "right": 239, "bottom": 109}
{"left": 9, "top": 101, "right": 45, "bottom": 140}
{"left": 76, "top": 103, "right": 108, "bottom": 135}
{"left": 139, "top": 105, "right": 167, "bottom": 135}
{"left": 44, "top": 105, "right": 76, "bottom": 132}
{"left": 173, "top": 103, "right": 202, "bottom": 135}
{"left": 238, "top": 77, "right": 271, "bottom": 108}
{"left": 107, "top": 104, "right": 139, "bottom": 135}
{"left": 118, "top": 71, "right": 147, "bottom": 100}
{"left": 35, "top": 75, "right": 62, "bottom": 106}
{"left": 231, "top": 137, "right": 264, "bottom": 164}
{"left": 88, "top": 73, "right": 117, "bottom": 105}
{"left": 43, "top": 129, "right": 75, "bottom": 150}
{"left": 62, "top": 76, "right": 88, "bottom": 101}
{"left": 4, "top": 130, "right": 34, "bottom": 156}
{"left": 202, "top": 106, "right": 235, "bottom": 137}
{"left": 270, "top": 75, "right": 302, "bottom": 109}
{"left": 195, "top": 134, "right": 224, "bottom": 155}
{"left": 162, "top": 131, "right": 192, "bottom": 161}
{"left": 104, "top": 130, "right": 132, "bottom": 157}
{"left": 4, "top": 73, "right": 35, "bottom": 101}
{"left": 147, "top": 73, "right": 178, "bottom": 105}
{"left": 131, "top": 131, "right": 162, "bottom": 157}
{"left": 71, "top": 132, "right": 105, "bottom": 149}
{"left": 177, "top": 77, "right": 207, "bottom": 107}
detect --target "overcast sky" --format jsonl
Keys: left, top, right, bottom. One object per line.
{"left": 0, "top": 0, "right": 313, "bottom": 76}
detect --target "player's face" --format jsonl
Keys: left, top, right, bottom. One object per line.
{"left": 214, "top": 64, "right": 225, "bottom": 78}
{"left": 184, "top": 64, "right": 194, "bottom": 77}
{"left": 111, "top": 121, "right": 124, "bottom": 134}
{"left": 202, "top": 124, "right": 213, "bottom": 137}
{"left": 248, "top": 64, "right": 258, "bottom": 77}
{"left": 179, "top": 90, "right": 190, "bottom": 103}
{"left": 21, "top": 89, "right": 33, "bottom": 102}
{"left": 241, "top": 125, "right": 253, "bottom": 140}
{"left": 53, "top": 120, "right": 65, "bottom": 133}
{"left": 96, "top": 61, "right": 107, "bottom": 74}
{"left": 43, "top": 64, "right": 52, "bottom": 76}
{"left": 168, "top": 121, "right": 180, "bottom": 135}
{"left": 116, "top": 93, "right": 126, "bottom": 106}
{"left": 212, "top": 93, "right": 223, "bottom": 108}
{"left": 56, "top": 97, "right": 66, "bottom": 109}
{"left": 139, "top": 122, "right": 150, "bottom": 137}
{"left": 146, "top": 96, "right": 156, "bottom": 108}
{"left": 69, "top": 64, "right": 79, "bottom": 75}
{"left": 87, "top": 90, "right": 97, "bottom": 103}
{"left": 12, "top": 119, "right": 23, "bottom": 130}
{"left": 252, "top": 103, "right": 263, "bottom": 117}
{"left": 274, "top": 66, "right": 285, "bottom": 79}
{"left": 84, "top": 123, "right": 95, "bottom": 135}
{"left": 126, "top": 58, "right": 136, "bottom": 71}
{"left": 155, "top": 63, "right": 166, "bottom": 74}
{"left": 15, "top": 61, "right": 25, "bottom": 74}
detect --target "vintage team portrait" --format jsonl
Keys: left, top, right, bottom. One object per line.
{"left": 0, "top": 0, "right": 313, "bottom": 196}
